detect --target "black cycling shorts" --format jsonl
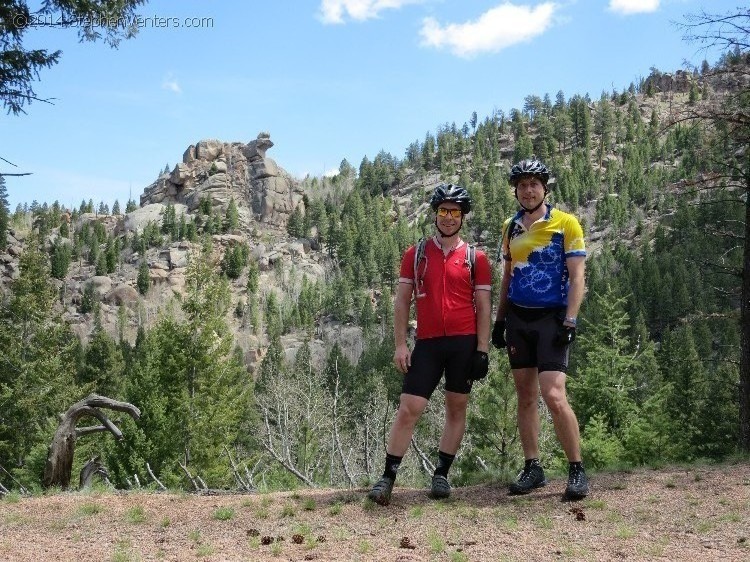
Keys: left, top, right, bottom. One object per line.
{"left": 402, "top": 335, "right": 477, "bottom": 399}
{"left": 506, "top": 303, "right": 570, "bottom": 373}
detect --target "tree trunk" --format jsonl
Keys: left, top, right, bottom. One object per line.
{"left": 43, "top": 394, "right": 140, "bottom": 489}
{"left": 79, "top": 456, "right": 109, "bottom": 489}
{"left": 741, "top": 179, "right": 750, "bottom": 452}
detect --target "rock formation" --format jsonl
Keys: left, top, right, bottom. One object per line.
{"left": 139, "top": 133, "right": 304, "bottom": 228}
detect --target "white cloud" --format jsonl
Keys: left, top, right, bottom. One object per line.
{"left": 419, "top": 2, "right": 558, "bottom": 58}
{"left": 319, "top": 0, "right": 421, "bottom": 24}
{"left": 608, "top": 0, "right": 659, "bottom": 15}
{"left": 161, "top": 73, "right": 182, "bottom": 94}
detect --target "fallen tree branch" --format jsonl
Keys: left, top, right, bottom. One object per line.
{"left": 0, "top": 465, "right": 29, "bottom": 495}
{"left": 146, "top": 463, "right": 167, "bottom": 491}
{"left": 177, "top": 460, "right": 206, "bottom": 491}
{"left": 223, "top": 445, "right": 254, "bottom": 492}
{"left": 410, "top": 436, "right": 435, "bottom": 475}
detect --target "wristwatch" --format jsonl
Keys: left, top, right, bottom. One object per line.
{"left": 564, "top": 317, "right": 577, "bottom": 325}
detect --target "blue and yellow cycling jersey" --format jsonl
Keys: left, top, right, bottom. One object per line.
{"left": 500, "top": 205, "right": 586, "bottom": 308}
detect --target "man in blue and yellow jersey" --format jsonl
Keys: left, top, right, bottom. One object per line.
{"left": 492, "top": 159, "right": 589, "bottom": 500}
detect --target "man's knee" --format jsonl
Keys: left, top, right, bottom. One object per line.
{"left": 541, "top": 388, "right": 570, "bottom": 415}
{"left": 444, "top": 392, "right": 469, "bottom": 419}
{"left": 395, "top": 395, "right": 428, "bottom": 425}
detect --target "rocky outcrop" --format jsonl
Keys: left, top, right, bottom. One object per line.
{"left": 139, "top": 132, "right": 304, "bottom": 229}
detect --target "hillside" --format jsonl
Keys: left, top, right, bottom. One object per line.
{"left": 2, "top": 463, "right": 748, "bottom": 561}
{"left": 0, "top": 53, "right": 747, "bottom": 497}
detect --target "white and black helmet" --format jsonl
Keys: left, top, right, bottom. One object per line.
{"left": 429, "top": 183, "right": 472, "bottom": 214}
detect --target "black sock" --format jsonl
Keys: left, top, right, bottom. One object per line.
{"left": 383, "top": 453, "right": 402, "bottom": 481}
{"left": 434, "top": 450, "right": 455, "bottom": 478}
{"left": 569, "top": 461, "right": 584, "bottom": 472}
{"left": 525, "top": 458, "right": 541, "bottom": 470}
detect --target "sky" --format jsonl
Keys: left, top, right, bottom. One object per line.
{"left": 2, "top": 0, "right": 737, "bottom": 210}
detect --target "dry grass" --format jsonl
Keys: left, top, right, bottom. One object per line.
{"left": 1, "top": 463, "right": 748, "bottom": 561}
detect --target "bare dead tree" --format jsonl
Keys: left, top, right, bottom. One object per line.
{"left": 42, "top": 393, "right": 140, "bottom": 489}
{"left": 177, "top": 460, "right": 206, "bottom": 492}
{"left": 223, "top": 445, "right": 255, "bottom": 492}
{"left": 254, "top": 349, "right": 333, "bottom": 487}
{"left": 331, "top": 358, "right": 355, "bottom": 487}
{"left": 261, "top": 411, "right": 315, "bottom": 487}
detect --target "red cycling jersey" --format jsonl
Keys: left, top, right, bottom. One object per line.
{"left": 399, "top": 237, "right": 492, "bottom": 340}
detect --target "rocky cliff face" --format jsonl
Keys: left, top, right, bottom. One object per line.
{"left": 140, "top": 133, "right": 304, "bottom": 228}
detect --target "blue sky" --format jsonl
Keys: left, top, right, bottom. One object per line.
{"left": 2, "top": 0, "right": 734, "bottom": 210}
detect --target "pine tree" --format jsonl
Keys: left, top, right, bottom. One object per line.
{"left": 225, "top": 198, "right": 239, "bottom": 232}
{"left": 246, "top": 258, "right": 259, "bottom": 295}
{"left": 179, "top": 242, "right": 252, "bottom": 483}
{"left": 49, "top": 239, "right": 71, "bottom": 279}
{"left": 0, "top": 233, "right": 81, "bottom": 469}
{"left": 79, "top": 282, "right": 95, "bottom": 313}
{"left": 137, "top": 261, "right": 150, "bottom": 295}
{"left": 78, "top": 325, "right": 125, "bottom": 398}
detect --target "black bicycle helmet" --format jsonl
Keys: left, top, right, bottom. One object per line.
{"left": 508, "top": 159, "right": 550, "bottom": 187}
{"left": 429, "top": 183, "right": 472, "bottom": 214}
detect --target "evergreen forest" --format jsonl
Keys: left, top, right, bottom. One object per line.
{"left": 0, "top": 13, "right": 748, "bottom": 495}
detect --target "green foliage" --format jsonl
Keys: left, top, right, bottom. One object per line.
{"left": 136, "top": 261, "right": 149, "bottom": 295}
{"left": 0, "top": 0, "right": 145, "bottom": 115}
{"left": 79, "top": 281, "right": 95, "bottom": 313}
{"left": 461, "top": 351, "right": 524, "bottom": 478}
{"left": 49, "top": 238, "right": 71, "bottom": 279}
{"left": 580, "top": 415, "right": 625, "bottom": 469}
{"left": 198, "top": 195, "right": 212, "bottom": 216}
{"left": 246, "top": 259, "right": 259, "bottom": 295}
{"left": 77, "top": 325, "right": 125, "bottom": 398}
{"left": 220, "top": 243, "right": 248, "bottom": 279}
{"left": 107, "top": 241, "right": 254, "bottom": 488}
{"left": 286, "top": 205, "right": 305, "bottom": 238}
{"left": 161, "top": 202, "right": 177, "bottom": 240}
{"left": 0, "top": 233, "right": 82, "bottom": 469}
{"left": 224, "top": 198, "right": 239, "bottom": 232}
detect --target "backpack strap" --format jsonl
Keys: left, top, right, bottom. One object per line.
{"left": 499, "top": 220, "right": 514, "bottom": 262}
{"left": 413, "top": 237, "right": 427, "bottom": 298}
{"left": 465, "top": 244, "right": 476, "bottom": 286}
{"left": 415, "top": 238, "right": 476, "bottom": 292}
{"left": 413, "top": 238, "right": 426, "bottom": 282}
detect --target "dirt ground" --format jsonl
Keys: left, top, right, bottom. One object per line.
{"left": 1, "top": 463, "right": 749, "bottom": 561}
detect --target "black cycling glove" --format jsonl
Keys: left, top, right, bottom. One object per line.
{"left": 491, "top": 320, "right": 506, "bottom": 349}
{"left": 554, "top": 325, "right": 576, "bottom": 346}
{"left": 470, "top": 351, "right": 489, "bottom": 381}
